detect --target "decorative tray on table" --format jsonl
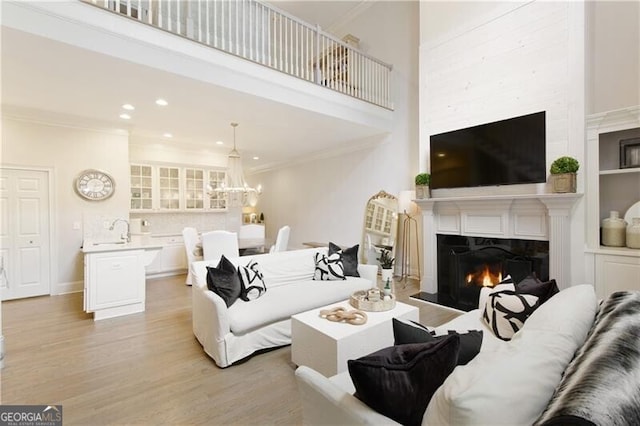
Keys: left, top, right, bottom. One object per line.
{"left": 350, "top": 289, "right": 396, "bottom": 312}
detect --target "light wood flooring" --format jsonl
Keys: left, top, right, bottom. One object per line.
{"left": 1, "top": 274, "right": 459, "bottom": 425}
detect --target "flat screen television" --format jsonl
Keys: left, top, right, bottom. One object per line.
{"left": 430, "top": 111, "right": 546, "bottom": 190}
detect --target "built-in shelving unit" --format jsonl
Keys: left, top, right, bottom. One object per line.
{"left": 585, "top": 106, "right": 640, "bottom": 298}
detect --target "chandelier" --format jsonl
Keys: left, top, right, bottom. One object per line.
{"left": 209, "top": 122, "right": 262, "bottom": 207}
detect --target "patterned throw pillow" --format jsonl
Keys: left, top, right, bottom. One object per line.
{"left": 482, "top": 290, "right": 540, "bottom": 341}
{"left": 237, "top": 260, "right": 266, "bottom": 301}
{"left": 313, "top": 252, "right": 346, "bottom": 281}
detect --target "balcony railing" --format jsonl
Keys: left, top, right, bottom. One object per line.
{"left": 81, "top": 0, "right": 393, "bottom": 109}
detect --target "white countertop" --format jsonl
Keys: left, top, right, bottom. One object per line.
{"left": 82, "top": 237, "right": 164, "bottom": 254}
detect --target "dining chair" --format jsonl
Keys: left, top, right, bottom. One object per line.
{"left": 182, "top": 227, "right": 202, "bottom": 285}
{"left": 269, "top": 225, "right": 290, "bottom": 253}
{"left": 202, "top": 230, "right": 240, "bottom": 262}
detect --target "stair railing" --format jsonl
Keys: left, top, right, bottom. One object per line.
{"left": 81, "top": 0, "right": 393, "bottom": 109}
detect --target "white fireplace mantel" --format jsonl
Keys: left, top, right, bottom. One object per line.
{"left": 414, "top": 193, "right": 583, "bottom": 294}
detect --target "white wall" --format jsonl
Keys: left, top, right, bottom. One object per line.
{"left": 419, "top": 1, "right": 587, "bottom": 286}
{"left": 586, "top": 0, "right": 640, "bottom": 114}
{"left": 1, "top": 116, "right": 130, "bottom": 293}
{"left": 252, "top": 1, "right": 419, "bottom": 254}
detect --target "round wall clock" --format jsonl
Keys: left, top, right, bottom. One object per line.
{"left": 74, "top": 169, "right": 115, "bottom": 201}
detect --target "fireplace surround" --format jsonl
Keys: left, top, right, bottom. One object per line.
{"left": 414, "top": 193, "right": 581, "bottom": 310}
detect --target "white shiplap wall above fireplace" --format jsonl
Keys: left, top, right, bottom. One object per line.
{"left": 418, "top": 0, "right": 587, "bottom": 290}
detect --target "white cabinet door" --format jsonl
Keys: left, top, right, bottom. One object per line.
{"left": 162, "top": 244, "right": 187, "bottom": 271}
{"left": 86, "top": 250, "right": 145, "bottom": 311}
{"left": 595, "top": 254, "right": 640, "bottom": 299}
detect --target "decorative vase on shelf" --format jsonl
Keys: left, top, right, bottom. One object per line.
{"left": 602, "top": 211, "right": 627, "bottom": 247}
{"left": 627, "top": 218, "right": 640, "bottom": 249}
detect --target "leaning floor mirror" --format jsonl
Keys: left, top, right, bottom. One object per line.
{"left": 361, "top": 190, "right": 398, "bottom": 267}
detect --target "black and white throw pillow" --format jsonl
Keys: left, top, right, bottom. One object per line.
{"left": 238, "top": 260, "right": 266, "bottom": 301}
{"left": 313, "top": 252, "right": 346, "bottom": 281}
{"left": 482, "top": 290, "right": 540, "bottom": 341}
{"left": 329, "top": 242, "right": 360, "bottom": 277}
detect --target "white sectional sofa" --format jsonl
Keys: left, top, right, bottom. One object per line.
{"left": 191, "top": 247, "right": 377, "bottom": 368}
{"left": 295, "top": 284, "right": 640, "bottom": 425}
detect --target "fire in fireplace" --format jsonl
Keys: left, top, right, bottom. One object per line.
{"left": 437, "top": 235, "right": 549, "bottom": 311}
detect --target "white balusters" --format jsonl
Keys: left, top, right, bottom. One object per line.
{"left": 79, "top": 0, "right": 392, "bottom": 109}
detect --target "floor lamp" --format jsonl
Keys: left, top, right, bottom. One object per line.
{"left": 398, "top": 190, "right": 420, "bottom": 287}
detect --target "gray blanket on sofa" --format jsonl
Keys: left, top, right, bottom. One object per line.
{"left": 535, "top": 290, "right": 640, "bottom": 426}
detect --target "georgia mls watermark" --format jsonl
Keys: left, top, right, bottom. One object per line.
{"left": 0, "top": 405, "right": 62, "bottom": 426}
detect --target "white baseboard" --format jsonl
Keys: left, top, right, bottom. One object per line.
{"left": 53, "top": 280, "right": 83, "bottom": 295}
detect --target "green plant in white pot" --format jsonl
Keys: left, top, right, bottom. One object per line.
{"left": 415, "top": 173, "right": 431, "bottom": 199}
{"left": 377, "top": 249, "right": 395, "bottom": 283}
{"left": 550, "top": 156, "right": 579, "bottom": 193}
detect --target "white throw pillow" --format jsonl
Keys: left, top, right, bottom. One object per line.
{"left": 423, "top": 284, "right": 598, "bottom": 426}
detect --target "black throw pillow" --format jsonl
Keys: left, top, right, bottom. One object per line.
{"left": 329, "top": 242, "right": 360, "bottom": 277}
{"left": 392, "top": 318, "right": 483, "bottom": 365}
{"left": 348, "top": 336, "right": 460, "bottom": 426}
{"left": 516, "top": 276, "right": 559, "bottom": 305}
{"left": 206, "top": 255, "right": 242, "bottom": 307}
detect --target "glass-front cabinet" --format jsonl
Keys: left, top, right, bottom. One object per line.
{"left": 130, "top": 164, "right": 153, "bottom": 210}
{"left": 208, "top": 170, "right": 226, "bottom": 210}
{"left": 185, "top": 168, "right": 205, "bottom": 210}
{"left": 158, "top": 167, "right": 180, "bottom": 210}
{"left": 129, "top": 163, "right": 227, "bottom": 212}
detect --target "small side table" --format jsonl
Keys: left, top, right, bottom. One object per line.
{"left": 291, "top": 300, "right": 419, "bottom": 377}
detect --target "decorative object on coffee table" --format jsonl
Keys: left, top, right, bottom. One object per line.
{"left": 415, "top": 173, "right": 431, "bottom": 199}
{"left": 319, "top": 306, "right": 368, "bottom": 325}
{"left": 602, "top": 211, "right": 627, "bottom": 247}
{"left": 350, "top": 289, "right": 396, "bottom": 312}
{"left": 383, "top": 278, "right": 392, "bottom": 297}
{"left": 549, "top": 156, "right": 579, "bottom": 193}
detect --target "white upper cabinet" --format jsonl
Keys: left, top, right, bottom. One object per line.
{"left": 130, "top": 164, "right": 226, "bottom": 212}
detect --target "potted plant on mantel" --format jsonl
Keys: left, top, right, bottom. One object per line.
{"left": 415, "top": 173, "right": 431, "bottom": 199}
{"left": 377, "top": 249, "right": 395, "bottom": 283}
{"left": 550, "top": 156, "right": 579, "bottom": 193}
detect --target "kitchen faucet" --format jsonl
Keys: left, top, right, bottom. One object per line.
{"left": 109, "top": 218, "right": 131, "bottom": 243}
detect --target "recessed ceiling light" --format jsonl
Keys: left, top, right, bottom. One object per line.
{"left": 163, "top": 133, "right": 173, "bottom": 138}
{"left": 122, "top": 104, "right": 135, "bottom": 110}
{"left": 155, "top": 98, "right": 168, "bottom": 106}
{"left": 253, "top": 156, "right": 260, "bottom": 160}
{"left": 216, "top": 141, "right": 224, "bottom": 145}
{"left": 437, "top": 152, "right": 446, "bottom": 157}
{"left": 119, "top": 113, "right": 131, "bottom": 120}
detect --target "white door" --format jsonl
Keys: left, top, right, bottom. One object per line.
{"left": 0, "top": 168, "right": 51, "bottom": 300}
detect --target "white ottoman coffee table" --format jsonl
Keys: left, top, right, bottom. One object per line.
{"left": 291, "top": 300, "right": 419, "bottom": 376}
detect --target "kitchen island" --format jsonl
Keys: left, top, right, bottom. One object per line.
{"left": 82, "top": 238, "right": 163, "bottom": 320}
